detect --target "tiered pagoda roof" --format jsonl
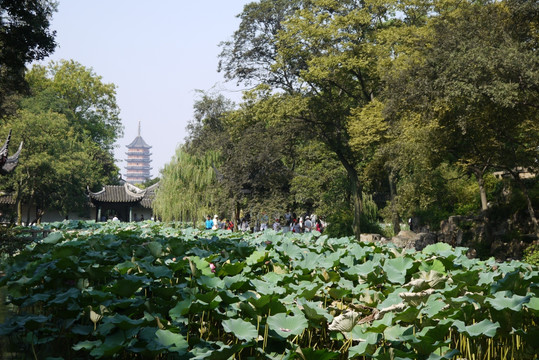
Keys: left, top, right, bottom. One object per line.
{"left": 125, "top": 122, "right": 152, "bottom": 183}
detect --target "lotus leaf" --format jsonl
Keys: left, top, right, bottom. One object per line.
{"left": 222, "top": 318, "right": 258, "bottom": 341}
{"left": 486, "top": 291, "right": 531, "bottom": 311}
{"left": 452, "top": 319, "right": 499, "bottom": 337}
{"left": 72, "top": 339, "right": 102, "bottom": 351}
{"left": 297, "top": 347, "right": 339, "bottom": 360}
{"left": 383, "top": 324, "right": 414, "bottom": 342}
{"left": 42, "top": 231, "right": 63, "bottom": 244}
{"left": 155, "top": 329, "right": 188, "bottom": 354}
{"left": 383, "top": 256, "right": 414, "bottom": 284}
{"left": 267, "top": 312, "right": 308, "bottom": 338}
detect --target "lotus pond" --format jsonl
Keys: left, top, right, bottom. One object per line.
{"left": 0, "top": 221, "right": 537, "bottom": 359}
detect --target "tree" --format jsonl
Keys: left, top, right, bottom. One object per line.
{"left": 0, "top": 109, "right": 103, "bottom": 224}
{"left": 0, "top": 0, "right": 57, "bottom": 118}
{"left": 152, "top": 147, "right": 218, "bottom": 226}
{"left": 25, "top": 60, "right": 123, "bottom": 153}
{"left": 384, "top": 0, "right": 539, "bottom": 232}
{"left": 184, "top": 90, "right": 300, "bottom": 227}
{"left": 220, "top": 0, "right": 408, "bottom": 237}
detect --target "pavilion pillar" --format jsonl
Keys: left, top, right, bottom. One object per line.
{"left": 97, "top": 206, "right": 102, "bottom": 222}
{"left": 129, "top": 207, "right": 133, "bottom": 222}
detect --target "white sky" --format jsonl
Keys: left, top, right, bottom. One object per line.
{"left": 38, "top": 0, "right": 249, "bottom": 179}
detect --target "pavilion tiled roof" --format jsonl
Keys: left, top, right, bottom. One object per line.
{"left": 0, "top": 193, "right": 15, "bottom": 205}
{"left": 140, "top": 182, "right": 158, "bottom": 208}
{"left": 88, "top": 182, "right": 158, "bottom": 207}
{"left": 88, "top": 183, "right": 146, "bottom": 203}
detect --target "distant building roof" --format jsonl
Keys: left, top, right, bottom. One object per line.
{"left": 126, "top": 135, "right": 152, "bottom": 149}
{"left": 88, "top": 182, "right": 158, "bottom": 208}
{"left": 0, "top": 130, "right": 22, "bottom": 175}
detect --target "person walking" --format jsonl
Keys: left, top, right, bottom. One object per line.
{"left": 205, "top": 215, "right": 213, "bottom": 230}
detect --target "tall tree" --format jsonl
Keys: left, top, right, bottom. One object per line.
{"left": 25, "top": 60, "right": 123, "bottom": 153}
{"left": 220, "top": 0, "right": 409, "bottom": 237}
{"left": 0, "top": 0, "right": 57, "bottom": 118}
{"left": 384, "top": 0, "right": 539, "bottom": 232}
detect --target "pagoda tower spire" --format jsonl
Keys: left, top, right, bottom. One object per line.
{"left": 125, "top": 122, "right": 152, "bottom": 184}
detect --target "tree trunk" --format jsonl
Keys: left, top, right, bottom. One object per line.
{"left": 335, "top": 150, "right": 363, "bottom": 239}
{"left": 512, "top": 172, "right": 539, "bottom": 236}
{"left": 352, "top": 181, "right": 362, "bottom": 238}
{"left": 16, "top": 198, "right": 22, "bottom": 225}
{"left": 472, "top": 167, "right": 488, "bottom": 211}
{"left": 233, "top": 201, "right": 240, "bottom": 232}
{"left": 388, "top": 171, "right": 401, "bottom": 235}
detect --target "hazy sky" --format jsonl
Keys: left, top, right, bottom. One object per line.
{"left": 39, "top": 0, "right": 249, "bottom": 178}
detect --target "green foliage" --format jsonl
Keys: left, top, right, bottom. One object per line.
{"left": 523, "top": 243, "right": 539, "bottom": 267}
{"left": 0, "top": 221, "right": 537, "bottom": 359}
{"left": 0, "top": 0, "right": 57, "bottom": 118}
{"left": 25, "top": 60, "right": 123, "bottom": 152}
{"left": 324, "top": 208, "right": 354, "bottom": 238}
{"left": 0, "top": 109, "right": 107, "bottom": 223}
{"left": 153, "top": 147, "right": 219, "bottom": 225}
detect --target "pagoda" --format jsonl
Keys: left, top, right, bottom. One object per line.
{"left": 125, "top": 122, "right": 152, "bottom": 183}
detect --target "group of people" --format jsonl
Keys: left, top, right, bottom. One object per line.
{"left": 205, "top": 211, "right": 325, "bottom": 234}
{"left": 205, "top": 215, "right": 234, "bottom": 231}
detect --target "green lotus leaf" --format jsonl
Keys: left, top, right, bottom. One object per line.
{"left": 223, "top": 274, "right": 248, "bottom": 290}
{"left": 297, "top": 348, "right": 339, "bottom": 360}
{"left": 486, "top": 291, "right": 530, "bottom": 312}
{"left": 422, "top": 243, "right": 454, "bottom": 257}
{"left": 139, "top": 263, "right": 172, "bottom": 279}
{"left": 197, "top": 275, "right": 225, "bottom": 290}
{"left": 50, "top": 287, "right": 80, "bottom": 304}
{"left": 72, "top": 339, "right": 102, "bottom": 351}
{"left": 419, "top": 259, "right": 446, "bottom": 274}
{"left": 477, "top": 269, "right": 499, "bottom": 286}
{"left": 108, "top": 277, "right": 143, "bottom": 298}
{"left": 89, "top": 330, "right": 126, "bottom": 357}
{"left": 42, "top": 231, "right": 63, "bottom": 244}
{"left": 525, "top": 296, "right": 539, "bottom": 311}
{"left": 289, "top": 281, "right": 321, "bottom": 300}
{"left": 155, "top": 329, "right": 188, "bottom": 354}
{"left": 345, "top": 324, "right": 380, "bottom": 343}
{"left": 169, "top": 298, "right": 191, "bottom": 321}
{"left": 427, "top": 349, "right": 460, "bottom": 360}
{"left": 222, "top": 318, "right": 258, "bottom": 341}
{"left": 103, "top": 314, "right": 144, "bottom": 330}
{"left": 348, "top": 341, "right": 376, "bottom": 358}
{"left": 295, "top": 252, "right": 324, "bottom": 271}
{"left": 421, "top": 294, "right": 448, "bottom": 318}
{"left": 368, "top": 312, "right": 394, "bottom": 333}
{"left": 383, "top": 256, "right": 414, "bottom": 284}
{"left": 246, "top": 250, "right": 267, "bottom": 266}
{"left": 452, "top": 319, "right": 499, "bottom": 337}
{"left": 190, "top": 256, "right": 214, "bottom": 277}
{"left": 267, "top": 312, "right": 308, "bottom": 338}
{"left": 217, "top": 261, "right": 246, "bottom": 276}
{"left": 298, "top": 299, "right": 333, "bottom": 323}
{"left": 147, "top": 241, "right": 163, "bottom": 257}
{"left": 250, "top": 279, "right": 286, "bottom": 295}
{"left": 384, "top": 324, "right": 414, "bottom": 342}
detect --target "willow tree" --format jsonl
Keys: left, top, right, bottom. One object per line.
{"left": 152, "top": 147, "right": 219, "bottom": 226}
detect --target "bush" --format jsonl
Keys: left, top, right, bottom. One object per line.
{"left": 523, "top": 242, "right": 539, "bottom": 266}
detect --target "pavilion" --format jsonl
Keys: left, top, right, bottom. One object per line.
{"left": 88, "top": 182, "right": 158, "bottom": 222}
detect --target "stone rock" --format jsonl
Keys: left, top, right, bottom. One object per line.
{"left": 360, "top": 233, "right": 382, "bottom": 243}
{"left": 390, "top": 231, "right": 437, "bottom": 251}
